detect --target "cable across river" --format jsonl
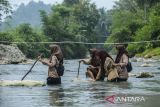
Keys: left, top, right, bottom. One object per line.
{"left": 0, "top": 39, "right": 160, "bottom": 45}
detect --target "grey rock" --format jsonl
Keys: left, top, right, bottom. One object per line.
{"left": 0, "top": 44, "right": 26, "bottom": 64}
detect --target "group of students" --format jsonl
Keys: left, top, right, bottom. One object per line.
{"left": 39, "top": 44, "right": 130, "bottom": 85}
{"left": 80, "top": 45, "right": 129, "bottom": 82}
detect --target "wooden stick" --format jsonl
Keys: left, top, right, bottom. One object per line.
{"left": 77, "top": 62, "right": 81, "bottom": 78}
{"left": 21, "top": 54, "right": 42, "bottom": 81}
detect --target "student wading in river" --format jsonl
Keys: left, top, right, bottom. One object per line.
{"left": 102, "top": 44, "right": 129, "bottom": 82}
{"left": 39, "top": 44, "right": 64, "bottom": 85}
{"left": 79, "top": 48, "right": 102, "bottom": 81}
{"left": 94, "top": 50, "right": 115, "bottom": 81}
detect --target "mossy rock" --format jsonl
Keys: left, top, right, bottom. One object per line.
{"left": 136, "top": 72, "right": 154, "bottom": 78}
{"left": 144, "top": 55, "right": 152, "bottom": 58}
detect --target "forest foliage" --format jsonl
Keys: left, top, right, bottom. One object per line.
{"left": 1, "top": 0, "right": 160, "bottom": 58}
{"left": 0, "top": 0, "right": 104, "bottom": 58}
{"left": 105, "top": 0, "right": 160, "bottom": 56}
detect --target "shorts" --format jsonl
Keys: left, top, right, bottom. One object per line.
{"left": 47, "top": 77, "right": 61, "bottom": 85}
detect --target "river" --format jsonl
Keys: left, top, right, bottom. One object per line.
{"left": 0, "top": 58, "right": 160, "bottom": 107}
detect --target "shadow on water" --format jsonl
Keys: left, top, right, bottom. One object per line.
{"left": 49, "top": 87, "right": 65, "bottom": 107}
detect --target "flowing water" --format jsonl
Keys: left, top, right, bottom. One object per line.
{"left": 0, "top": 58, "right": 160, "bottom": 107}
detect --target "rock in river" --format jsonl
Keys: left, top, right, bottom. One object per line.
{"left": 0, "top": 80, "right": 46, "bottom": 87}
{"left": 0, "top": 44, "right": 26, "bottom": 64}
{"left": 136, "top": 72, "right": 154, "bottom": 78}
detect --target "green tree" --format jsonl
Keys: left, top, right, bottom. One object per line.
{"left": 106, "top": 0, "right": 160, "bottom": 56}
{"left": 40, "top": 0, "right": 100, "bottom": 58}
{"left": 0, "top": 0, "right": 12, "bottom": 22}
{"left": 13, "top": 23, "right": 48, "bottom": 58}
{"left": 63, "top": 0, "right": 79, "bottom": 5}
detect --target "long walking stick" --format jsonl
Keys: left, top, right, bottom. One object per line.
{"left": 21, "top": 54, "right": 42, "bottom": 81}
{"left": 77, "top": 62, "right": 81, "bottom": 78}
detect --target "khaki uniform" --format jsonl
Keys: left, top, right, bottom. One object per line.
{"left": 117, "top": 54, "right": 129, "bottom": 79}
{"left": 48, "top": 56, "right": 59, "bottom": 78}
{"left": 104, "top": 57, "right": 119, "bottom": 81}
{"left": 104, "top": 54, "right": 128, "bottom": 81}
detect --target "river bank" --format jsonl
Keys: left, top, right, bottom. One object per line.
{"left": 136, "top": 47, "right": 160, "bottom": 58}
{"left": 1, "top": 44, "right": 160, "bottom": 65}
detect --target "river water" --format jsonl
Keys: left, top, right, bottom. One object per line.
{"left": 0, "top": 58, "right": 160, "bottom": 107}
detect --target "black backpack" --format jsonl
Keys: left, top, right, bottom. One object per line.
{"left": 56, "top": 60, "right": 64, "bottom": 76}
{"left": 126, "top": 61, "right": 132, "bottom": 72}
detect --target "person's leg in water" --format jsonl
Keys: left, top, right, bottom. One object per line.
{"left": 110, "top": 78, "right": 127, "bottom": 82}
{"left": 86, "top": 68, "right": 95, "bottom": 81}
{"left": 95, "top": 67, "right": 105, "bottom": 81}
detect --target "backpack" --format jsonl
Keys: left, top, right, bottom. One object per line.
{"left": 126, "top": 61, "right": 132, "bottom": 72}
{"left": 56, "top": 60, "right": 64, "bottom": 76}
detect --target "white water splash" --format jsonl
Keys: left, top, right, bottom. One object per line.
{"left": 140, "top": 63, "right": 153, "bottom": 67}
{"left": 0, "top": 80, "right": 46, "bottom": 87}
{"left": 71, "top": 78, "right": 96, "bottom": 83}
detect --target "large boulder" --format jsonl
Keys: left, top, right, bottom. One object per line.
{"left": 0, "top": 44, "right": 26, "bottom": 64}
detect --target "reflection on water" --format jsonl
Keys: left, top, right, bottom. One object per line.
{"left": 0, "top": 59, "right": 160, "bottom": 107}
{"left": 49, "top": 88, "right": 65, "bottom": 106}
